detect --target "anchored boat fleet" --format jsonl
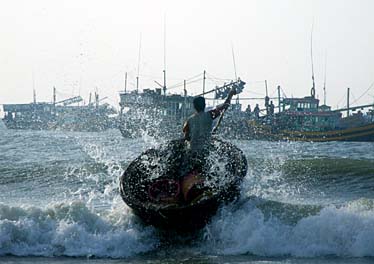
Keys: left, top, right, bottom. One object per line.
{"left": 2, "top": 73, "right": 374, "bottom": 141}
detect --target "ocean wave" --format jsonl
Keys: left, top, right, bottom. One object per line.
{"left": 0, "top": 201, "right": 158, "bottom": 258}
{"left": 243, "top": 157, "right": 374, "bottom": 203}
{"left": 204, "top": 198, "right": 374, "bottom": 257}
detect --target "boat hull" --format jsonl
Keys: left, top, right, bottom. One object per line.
{"left": 119, "top": 138, "right": 248, "bottom": 231}
{"left": 248, "top": 121, "right": 374, "bottom": 142}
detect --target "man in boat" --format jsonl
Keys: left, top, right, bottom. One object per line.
{"left": 269, "top": 101, "right": 275, "bottom": 116}
{"left": 253, "top": 104, "right": 260, "bottom": 119}
{"left": 265, "top": 95, "right": 270, "bottom": 115}
{"left": 180, "top": 89, "right": 237, "bottom": 201}
{"left": 183, "top": 89, "right": 237, "bottom": 152}
{"left": 245, "top": 104, "right": 252, "bottom": 118}
{"left": 180, "top": 88, "right": 237, "bottom": 185}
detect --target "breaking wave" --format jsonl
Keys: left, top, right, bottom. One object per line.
{"left": 1, "top": 198, "right": 374, "bottom": 258}
{"left": 204, "top": 198, "right": 374, "bottom": 257}
{"left": 1, "top": 131, "right": 374, "bottom": 259}
{"left": 0, "top": 202, "right": 158, "bottom": 258}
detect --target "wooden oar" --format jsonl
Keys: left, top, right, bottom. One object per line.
{"left": 212, "top": 88, "right": 237, "bottom": 134}
{"left": 212, "top": 108, "right": 227, "bottom": 134}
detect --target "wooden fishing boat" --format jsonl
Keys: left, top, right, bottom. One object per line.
{"left": 249, "top": 121, "right": 374, "bottom": 142}
{"left": 247, "top": 94, "right": 374, "bottom": 142}
{"left": 119, "top": 138, "right": 247, "bottom": 231}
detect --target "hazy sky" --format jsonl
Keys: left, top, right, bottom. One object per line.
{"left": 1, "top": 0, "right": 374, "bottom": 111}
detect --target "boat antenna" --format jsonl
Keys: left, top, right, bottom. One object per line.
{"left": 136, "top": 33, "right": 142, "bottom": 93}
{"left": 163, "top": 14, "right": 167, "bottom": 96}
{"left": 231, "top": 43, "right": 238, "bottom": 80}
{"left": 310, "top": 23, "right": 316, "bottom": 98}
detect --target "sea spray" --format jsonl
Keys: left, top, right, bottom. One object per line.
{"left": 0, "top": 202, "right": 159, "bottom": 258}
{"left": 203, "top": 198, "right": 374, "bottom": 257}
{"left": 1, "top": 130, "right": 374, "bottom": 261}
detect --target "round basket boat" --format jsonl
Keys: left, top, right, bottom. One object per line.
{"left": 120, "top": 138, "right": 247, "bottom": 231}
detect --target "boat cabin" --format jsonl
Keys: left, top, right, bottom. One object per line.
{"left": 282, "top": 96, "right": 319, "bottom": 112}
{"left": 278, "top": 96, "right": 341, "bottom": 132}
{"left": 3, "top": 103, "right": 55, "bottom": 129}
{"left": 119, "top": 89, "right": 195, "bottom": 122}
{"left": 2, "top": 93, "right": 115, "bottom": 131}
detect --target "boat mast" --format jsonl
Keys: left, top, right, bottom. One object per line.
{"left": 163, "top": 15, "right": 167, "bottom": 96}
{"left": 231, "top": 43, "right": 238, "bottom": 80}
{"left": 184, "top": 80, "right": 187, "bottom": 119}
{"left": 323, "top": 55, "right": 327, "bottom": 105}
{"left": 202, "top": 70, "right": 206, "bottom": 97}
{"left": 32, "top": 71, "right": 36, "bottom": 104}
{"left": 310, "top": 24, "right": 316, "bottom": 98}
{"left": 277, "top": 85, "right": 281, "bottom": 113}
{"left": 231, "top": 44, "right": 239, "bottom": 103}
{"left": 53, "top": 86, "right": 56, "bottom": 106}
{"left": 184, "top": 79, "right": 187, "bottom": 96}
{"left": 95, "top": 90, "right": 99, "bottom": 109}
{"left": 265, "top": 80, "right": 269, "bottom": 114}
{"left": 136, "top": 34, "right": 142, "bottom": 93}
{"left": 265, "top": 80, "right": 268, "bottom": 97}
{"left": 124, "top": 72, "right": 128, "bottom": 93}
{"left": 347, "top": 87, "right": 350, "bottom": 117}
{"left": 162, "top": 71, "right": 166, "bottom": 98}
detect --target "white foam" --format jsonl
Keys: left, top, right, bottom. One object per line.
{"left": 203, "top": 199, "right": 374, "bottom": 257}
{"left": 0, "top": 201, "right": 158, "bottom": 258}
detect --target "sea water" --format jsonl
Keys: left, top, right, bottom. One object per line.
{"left": 0, "top": 125, "right": 374, "bottom": 263}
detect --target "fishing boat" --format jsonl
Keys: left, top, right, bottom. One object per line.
{"left": 118, "top": 88, "right": 195, "bottom": 139}
{"left": 2, "top": 88, "right": 117, "bottom": 132}
{"left": 119, "top": 138, "right": 248, "bottom": 231}
{"left": 246, "top": 34, "right": 374, "bottom": 142}
{"left": 118, "top": 78, "right": 246, "bottom": 139}
{"left": 247, "top": 87, "right": 374, "bottom": 142}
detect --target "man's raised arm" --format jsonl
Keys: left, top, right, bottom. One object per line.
{"left": 209, "top": 89, "right": 237, "bottom": 119}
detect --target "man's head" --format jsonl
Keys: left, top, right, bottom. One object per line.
{"left": 193, "top": 96, "right": 206, "bottom": 112}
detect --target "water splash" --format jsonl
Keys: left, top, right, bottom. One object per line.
{"left": 0, "top": 202, "right": 158, "bottom": 258}
{"left": 202, "top": 198, "right": 374, "bottom": 257}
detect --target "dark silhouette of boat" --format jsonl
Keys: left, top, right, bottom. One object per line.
{"left": 247, "top": 89, "right": 374, "bottom": 142}
{"left": 119, "top": 138, "right": 247, "bottom": 231}
{"left": 118, "top": 79, "right": 247, "bottom": 139}
{"left": 2, "top": 88, "right": 117, "bottom": 132}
